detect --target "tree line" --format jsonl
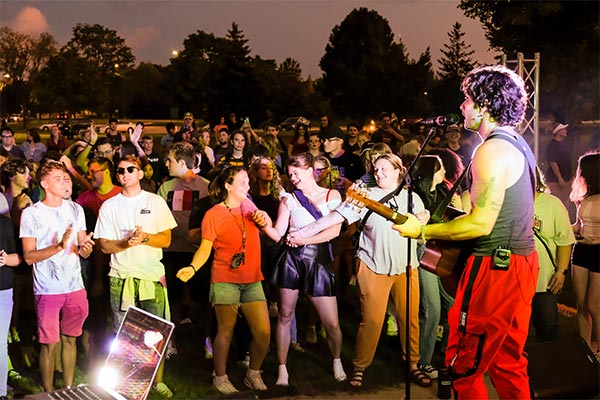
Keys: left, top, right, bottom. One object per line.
{"left": 1, "top": 3, "right": 598, "bottom": 127}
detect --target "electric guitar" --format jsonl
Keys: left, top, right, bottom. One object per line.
{"left": 345, "top": 184, "right": 472, "bottom": 297}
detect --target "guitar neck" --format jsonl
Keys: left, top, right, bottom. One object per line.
{"left": 363, "top": 200, "right": 408, "bottom": 225}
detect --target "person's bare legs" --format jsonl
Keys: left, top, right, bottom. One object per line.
{"left": 586, "top": 270, "right": 600, "bottom": 353}
{"left": 240, "top": 300, "right": 270, "bottom": 390}
{"left": 572, "top": 265, "right": 592, "bottom": 347}
{"left": 239, "top": 301, "right": 270, "bottom": 370}
{"left": 39, "top": 342, "right": 58, "bottom": 391}
{"left": 60, "top": 335, "right": 77, "bottom": 387}
{"left": 310, "top": 295, "right": 346, "bottom": 381}
{"left": 276, "top": 288, "right": 299, "bottom": 385}
{"left": 213, "top": 305, "right": 239, "bottom": 376}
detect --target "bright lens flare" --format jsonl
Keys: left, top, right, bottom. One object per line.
{"left": 97, "top": 366, "right": 119, "bottom": 389}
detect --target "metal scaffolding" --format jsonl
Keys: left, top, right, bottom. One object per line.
{"left": 501, "top": 52, "right": 541, "bottom": 161}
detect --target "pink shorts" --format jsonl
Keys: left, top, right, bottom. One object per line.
{"left": 35, "top": 289, "right": 88, "bottom": 344}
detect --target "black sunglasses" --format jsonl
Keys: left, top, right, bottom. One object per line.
{"left": 116, "top": 166, "right": 139, "bottom": 175}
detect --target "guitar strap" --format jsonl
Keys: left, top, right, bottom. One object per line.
{"left": 486, "top": 129, "right": 537, "bottom": 197}
{"left": 292, "top": 189, "right": 334, "bottom": 261}
{"left": 356, "top": 184, "right": 401, "bottom": 233}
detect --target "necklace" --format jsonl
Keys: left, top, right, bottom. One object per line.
{"left": 223, "top": 200, "right": 246, "bottom": 252}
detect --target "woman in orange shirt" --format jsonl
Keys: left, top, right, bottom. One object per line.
{"left": 177, "top": 166, "right": 270, "bottom": 395}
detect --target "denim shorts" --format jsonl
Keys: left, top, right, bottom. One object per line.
{"left": 209, "top": 281, "right": 266, "bottom": 305}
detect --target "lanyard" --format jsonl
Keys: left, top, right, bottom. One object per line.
{"left": 223, "top": 201, "right": 246, "bottom": 252}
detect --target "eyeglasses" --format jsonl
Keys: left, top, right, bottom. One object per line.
{"left": 96, "top": 150, "right": 113, "bottom": 157}
{"left": 116, "top": 166, "right": 139, "bottom": 175}
{"left": 308, "top": 139, "right": 321, "bottom": 143}
{"left": 323, "top": 138, "right": 340, "bottom": 142}
{"left": 315, "top": 167, "right": 329, "bottom": 173}
{"left": 88, "top": 168, "right": 107, "bottom": 176}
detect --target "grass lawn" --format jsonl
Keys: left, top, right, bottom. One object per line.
{"left": 7, "top": 270, "right": 580, "bottom": 399}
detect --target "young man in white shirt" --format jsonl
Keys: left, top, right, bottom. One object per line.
{"left": 21, "top": 161, "right": 94, "bottom": 392}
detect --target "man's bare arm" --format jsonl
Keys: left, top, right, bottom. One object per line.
{"left": 394, "top": 140, "right": 515, "bottom": 241}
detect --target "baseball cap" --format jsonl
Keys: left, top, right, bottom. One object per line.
{"left": 552, "top": 123, "right": 568, "bottom": 134}
{"left": 320, "top": 126, "right": 344, "bottom": 140}
{"left": 183, "top": 112, "right": 194, "bottom": 119}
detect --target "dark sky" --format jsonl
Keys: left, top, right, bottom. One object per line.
{"left": 1, "top": 0, "right": 498, "bottom": 78}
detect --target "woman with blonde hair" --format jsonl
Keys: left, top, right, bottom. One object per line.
{"left": 286, "top": 153, "right": 431, "bottom": 388}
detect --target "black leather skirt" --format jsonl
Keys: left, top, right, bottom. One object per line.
{"left": 271, "top": 243, "right": 337, "bottom": 297}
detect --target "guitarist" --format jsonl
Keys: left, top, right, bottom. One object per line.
{"left": 394, "top": 65, "right": 539, "bottom": 400}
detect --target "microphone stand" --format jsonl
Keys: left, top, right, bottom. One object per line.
{"left": 398, "top": 126, "right": 439, "bottom": 400}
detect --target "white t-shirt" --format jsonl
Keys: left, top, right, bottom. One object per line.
{"left": 94, "top": 191, "right": 177, "bottom": 281}
{"left": 336, "top": 187, "right": 424, "bottom": 275}
{"left": 20, "top": 200, "right": 86, "bottom": 295}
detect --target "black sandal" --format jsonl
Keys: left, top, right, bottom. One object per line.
{"left": 349, "top": 368, "right": 365, "bottom": 388}
{"left": 410, "top": 368, "right": 432, "bottom": 387}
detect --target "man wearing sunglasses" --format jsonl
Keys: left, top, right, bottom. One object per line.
{"left": 94, "top": 155, "right": 177, "bottom": 398}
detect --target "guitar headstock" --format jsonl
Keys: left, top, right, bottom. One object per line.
{"left": 345, "top": 182, "right": 370, "bottom": 211}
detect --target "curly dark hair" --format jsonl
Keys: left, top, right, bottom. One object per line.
{"left": 461, "top": 65, "right": 527, "bottom": 127}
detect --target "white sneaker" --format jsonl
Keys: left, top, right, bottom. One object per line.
{"left": 213, "top": 374, "right": 238, "bottom": 395}
{"left": 244, "top": 369, "right": 267, "bottom": 391}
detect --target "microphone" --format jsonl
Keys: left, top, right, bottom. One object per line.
{"left": 419, "top": 114, "right": 460, "bottom": 126}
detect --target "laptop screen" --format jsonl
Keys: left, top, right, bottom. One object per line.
{"left": 97, "top": 307, "right": 174, "bottom": 400}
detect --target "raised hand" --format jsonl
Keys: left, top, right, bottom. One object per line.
{"left": 130, "top": 124, "right": 143, "bottom": 143}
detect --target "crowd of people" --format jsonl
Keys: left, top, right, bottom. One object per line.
{"left": 0, "top": 65, "right": 599, "bottom": 399}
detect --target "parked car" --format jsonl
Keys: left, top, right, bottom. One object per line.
{"left": 70, "top": 118, "right": 94, "bottom": 138}
{"left": 40, "top": 120, "right": 67, "bottom": 131}
{"left": 278, "top": 116, "right": 311, "bottom": 132}
{"left": 8, "top": 113, "right": 23, "bottom": 122}
{"left": 98, "top": 120, "right": 136, "bottom": 135}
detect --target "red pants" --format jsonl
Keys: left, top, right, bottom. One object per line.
{"left": 445, "top": 252, "right": 539, "bottom": 399}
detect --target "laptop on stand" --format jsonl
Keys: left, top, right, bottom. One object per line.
{"left": 27, "top": 306, "right": 175, "bottom": 400}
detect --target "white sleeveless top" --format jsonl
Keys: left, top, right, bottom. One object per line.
{"left": 286, "top": 191, "right": 341, "bottom": 231}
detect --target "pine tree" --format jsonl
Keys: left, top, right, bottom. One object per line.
{"left": 226, "top": 22, "right": 250, "bottom": 61}
{"left": 438, "top": 22, "right": 476, "bottom": 80}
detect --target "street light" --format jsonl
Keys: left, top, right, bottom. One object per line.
{"left": 172, "top": 50, "right": 179, "bottom": 57}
